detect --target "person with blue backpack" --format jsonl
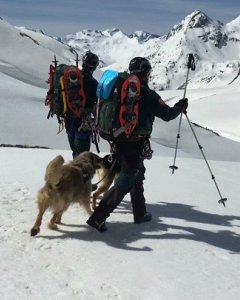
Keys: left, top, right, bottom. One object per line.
{"left": 64, "top": 51, "right": 99, "bottom": 158}
{"left": 87, "top": 57, "right": 188, "bottom": 232}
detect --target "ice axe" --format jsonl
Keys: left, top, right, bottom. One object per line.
{"left": 169, "top": 53, "right": 195, "bottom": 174}
{"left": 52, "top": 55, "right": 58, "bottom": 68}
{"left": 75, "top": 53, "right": 80, "bottom": 68}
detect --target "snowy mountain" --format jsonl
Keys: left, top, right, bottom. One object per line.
{"left": 1, "top": 10, "right": 240, "bottom": 90}
{"left": 0, "top": 11, "right": 240, "bottom": 147}
{"left": 149, "top": 10, "right": 240, "bottom": 89}
{"left": 59, "top": 27, "right": 163, "bottom": 72}
{"left": 59, "top": 10, "right": 240, "bottom": 89}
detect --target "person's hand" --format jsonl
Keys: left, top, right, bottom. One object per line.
{"left": 175, "top": 98, "right": 188, "bottom": 113}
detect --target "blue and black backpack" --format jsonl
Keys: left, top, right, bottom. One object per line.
{"left": 96, "top": 69, "right": 141, "bottom": 141}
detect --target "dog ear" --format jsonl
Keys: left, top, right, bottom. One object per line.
{"left": 90, "top": 152, "right": 103, "bottom": 169}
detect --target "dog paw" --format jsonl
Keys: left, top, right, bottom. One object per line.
{"left": 30, "top": 228, "right": 39, "bottom": 236}
{"left": 55, "top": 218, "right": 62, "bottom": 224}
{"left": 48, "top": 223, "right": 58, "bottom": 230}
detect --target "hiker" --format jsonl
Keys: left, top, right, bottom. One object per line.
{"left": 64, "top": 51, "right": 99, "bottom": 158}
{"left": 87, "top": 56, "right": 188, "bottom": 232}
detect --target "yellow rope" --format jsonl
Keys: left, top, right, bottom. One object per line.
{"left": 59, "top": 76, "right": 67, "bottom": 114}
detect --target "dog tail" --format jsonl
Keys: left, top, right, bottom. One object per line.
{"left": 44, "top": 155, "right": 65, "bottom": 185}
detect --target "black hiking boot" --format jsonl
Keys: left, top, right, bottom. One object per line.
{"left": 86, "top": 218, "right": 107, "bottom": 232}
{"left": 134, "top": 212, "right": 152, "bottom": 224}
{"left": 87, "top": 185, "right": 126, "bottom": 232}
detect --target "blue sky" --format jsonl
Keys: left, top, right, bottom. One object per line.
{"left": 1, "top": 0, "right": 240, "bottom": 37}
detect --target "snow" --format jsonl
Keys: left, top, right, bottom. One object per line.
{"left": 1, "top": 147, "right": 240, "bottom": 300}
{"left": 1, "top": 15, "right": 240, "bottom": 300}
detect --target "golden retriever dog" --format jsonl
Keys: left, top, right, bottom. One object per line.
{"left": 30, "top": 151, "right": 103, "bottom": 236}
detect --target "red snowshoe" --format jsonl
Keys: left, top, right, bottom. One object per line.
{"left": 63, "top": 66, "right": 86, "bottom": 118}
{"left": 119, "top": 74, "right": 141, "bottom": 138}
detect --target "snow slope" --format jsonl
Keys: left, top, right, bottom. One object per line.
{"left": 1, "top": 146, "right": 240, "bottom": 300}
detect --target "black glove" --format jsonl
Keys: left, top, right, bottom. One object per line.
{"left": 174, "top": 98, "right": 188, "bottom": 113}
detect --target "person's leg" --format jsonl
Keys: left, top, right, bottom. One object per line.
{"left": 73, "top": 137, "right": 91, "bottom": 158}
{"left": 114, "top": 141, "right": 144, "bottom": 191}
{"left": 67, "top": 132, "right": 76, "bottom": 158}
{"left": 65, "top": 117, "right": 76, "bottom": 158}
{"left": 73, "top": 132, "right": 98, "bottom": 189}
{"left": 87, "top": 185, "right": 126, "bottom": 232}
{"left": 87, "top": 141, "right": 145, "bottom": 231}
{"left": 130, "top": 180, "right": 152, "bottom": 224}
{"left": 130, "top": 180, "right": 146, "bottom": 218}
{"left": 129, "top": 161, "right": 152, "bottom": 223}
{"left": 73, "top": 131, "right": 91, "bottom": 158}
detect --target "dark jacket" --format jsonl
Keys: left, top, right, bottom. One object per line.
{"left": 82, "top": 69, "right": 98, "bottom": 114}
{"left": 132, "top": 78, "right": 182, "bottom": 138}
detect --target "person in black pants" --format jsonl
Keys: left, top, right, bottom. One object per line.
{"left": 87, "top": 57, "right": 188, "bottom": 232}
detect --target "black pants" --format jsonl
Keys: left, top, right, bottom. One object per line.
{"left": 64, "top": 116, "right": 91, "bottom": 158}
{"left": 88, "top": 140, "right": 147, "bottom": 223}
{"left": 67, "top": 132, "right": 91, "bottom": 158}
{"left": 114, "top": 140, "right": 145, "bottom": 192}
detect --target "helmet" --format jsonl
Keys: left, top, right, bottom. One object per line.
{"left": 128, "top": 57, "right": 152, "bottom": 73}
{"left": 82, "top": 51, "right": 99, "bottom": 70}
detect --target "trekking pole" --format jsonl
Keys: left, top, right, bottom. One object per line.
{"left": 169, "top": 53, "right": 195, "bottom": 174}
{"left": 92, "top": 129, "right": 100, "bottom": 153}
{"left": 86, "top": 115, "right": 100, "bottom": 153}
{"left": 184, "top": 112, "right": 227, "bottom": 207}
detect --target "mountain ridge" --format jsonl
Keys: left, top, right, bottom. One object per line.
{"left": 0, "top": 10, "right": 240, "bottom": 90}
{"left": 57, "top": 10, "right": 240, "bottom": 89}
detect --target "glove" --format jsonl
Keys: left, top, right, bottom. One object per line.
{"left": 174, "top": 98, "right": 188, "bottom": 113}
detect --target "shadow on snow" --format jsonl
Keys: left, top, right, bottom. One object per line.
{"left": 37, "top": 200, "right": 240, "bottom": 253}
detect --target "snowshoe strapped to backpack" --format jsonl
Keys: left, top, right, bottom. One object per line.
{"left": 96, "top": 69, "right": 141, "bottom": 141}
{"left": 45, "top": 59, "right": 86, "bottom": 126}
